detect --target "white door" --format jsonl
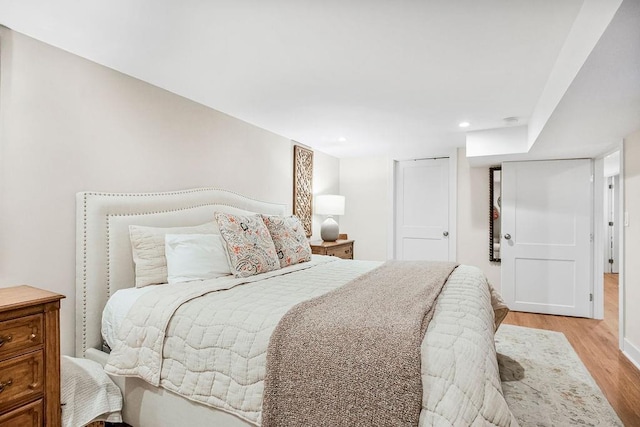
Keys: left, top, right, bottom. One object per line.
{"left": 395, "top": 158, "right": 450, "bottom": 261}
{"left": 501, "top": 159, "right": 593, "bottom": 318}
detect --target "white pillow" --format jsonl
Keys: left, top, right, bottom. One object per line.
{"left": 129, "top": 222, "right": 217, "bottom": 287}
{"left": 165, "top": 234, "right": 231, "bottom": 284}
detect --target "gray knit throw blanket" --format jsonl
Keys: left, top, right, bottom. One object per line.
{"left": 262, "top": 260, "right": 458, "bottom": 427}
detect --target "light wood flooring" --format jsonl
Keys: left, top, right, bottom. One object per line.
{"left": 503, "top": 274, "right": 640, "bottom": 426}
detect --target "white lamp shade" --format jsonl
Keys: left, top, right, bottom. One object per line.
{"left": 315, "top": 195, "right": 345, "bottom": 216}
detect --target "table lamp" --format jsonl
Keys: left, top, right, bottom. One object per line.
{"left": 315, "top": 194, "right": 345, "bottom": 242}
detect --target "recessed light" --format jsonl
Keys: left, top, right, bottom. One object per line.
{"left": 458, "top": 122, "right": 470, "bottom": 128}
{"left": 338, "top": 137, "right": 347, "bottom": 142}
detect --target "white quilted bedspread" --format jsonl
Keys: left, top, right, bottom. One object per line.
{"left": 105, "top": 257, "right": 517, "bottom": 426}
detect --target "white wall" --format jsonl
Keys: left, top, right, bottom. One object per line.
{"left": 312, "top": 150, "right": 341, "bottom": 238}
{"left": 0, "top": 29, "right": 339, "bottom": 356}
{"left": 456, "top": 148, "right": 501, "bottom": 289}
{"left": 623, "top": 130, "right": 640, "bottom": 366}
{"left": 339, "top": 157, "right": 392, "bottom": 262}
{"left": 604, "top": 151, "right": 621, "bottom": 177}
{"left": 466, "top": 125, "right": 528, "bottom": 158}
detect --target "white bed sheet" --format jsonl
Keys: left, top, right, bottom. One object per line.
{"left": 102, "top": 285, "right": 159, "bottom": 349}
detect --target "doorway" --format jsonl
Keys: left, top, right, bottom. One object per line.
{"left": 394, "top": 157, "right": 456, "bottom": 261}
{"left": 602, "top": 150, "right": 622, "bottom": 339}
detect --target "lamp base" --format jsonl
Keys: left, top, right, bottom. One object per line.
{"left": 320, "top": 217, "right": 339, "bottom": 242}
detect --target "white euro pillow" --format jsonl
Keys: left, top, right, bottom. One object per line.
{"left": 129, "top": 222, "right": 217, "bottom": 287}
{"left": 165, "top": 234, "right": 231, "bottom": 284}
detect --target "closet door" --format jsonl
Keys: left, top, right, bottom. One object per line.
{"left": 501, "top": 159, "right": 593, "bottom": 318}
{"left": 395, "top": 158, "right": 450, "bottom": 261}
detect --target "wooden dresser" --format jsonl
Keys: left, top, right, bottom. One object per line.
{"left": 310, "top": 239, "right": 354, "bottom": 260}
{"left": 0, "top": 286, "right": 65, "bottom": 427}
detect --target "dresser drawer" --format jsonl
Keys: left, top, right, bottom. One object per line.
{"left": 0, "top": 314, "right": 43, "bottom": 358}
{"left": 326, "top": 244, "right": 353, "bottom": 259}
{"left": 0, "top": 351, "right": 44, "bottom": 412}
{"left": 0, "top": 399, "right": 43, "bottom": 427}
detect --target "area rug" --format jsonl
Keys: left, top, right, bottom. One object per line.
{"left": 495, "top": 324, "right": 622, "bottom": 426}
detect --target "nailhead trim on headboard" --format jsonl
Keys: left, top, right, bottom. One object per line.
{"left": 81, "top": 193, "right": 89, "bottom": 355}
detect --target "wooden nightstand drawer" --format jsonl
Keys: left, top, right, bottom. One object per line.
{"left": 310, "top": 239, "right": 354, "bottom": 260}
{"left": 326, "top": 245, "right": 353, "bottom": 259}
{"left": 0, "top": 399, "right": 43, "bottom": 427}
{"left": 0, "top": 286, "right": 64, "bottom": 427}
{"left": 0, "top": 351, "right": 44, "bottom": 412}
{"left": 0, "top": 314, "right": 43, "bottom": 358}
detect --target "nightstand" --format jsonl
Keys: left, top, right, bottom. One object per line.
{"left": 0, "top": 285, "right": 65, "bottom": 427}
{"left": 310, "top": 239, "right": 354, "bottom": 260}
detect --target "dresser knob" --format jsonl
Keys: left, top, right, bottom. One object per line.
{"left": 0, "top": 378, "right": 13, "bottom": 393}
{"left": 0, "top": 335, "right": 12, "bottom": 347}
{"left": 29, "top": 333, "right": 37, "bottom": 341}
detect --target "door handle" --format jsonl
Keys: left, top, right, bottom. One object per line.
{"left": 0, "top": 379, "right": 13, "bottom": 394}
{"left": 443, "top": 231, "right": 449, "bottom": 237}
{"left": 0, "top": 335, "right": 12, "bottom": 348}
{"left": 504, "top": 233, "right": 512, "bottom": 240}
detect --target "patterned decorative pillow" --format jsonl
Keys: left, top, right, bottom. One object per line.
{"left": 262, "top": 215, "right": 312, "bottom": 268}
{"left": 214, "top": 212, "right": 281, "bottom": 277}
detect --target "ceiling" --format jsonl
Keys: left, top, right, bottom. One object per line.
{"left": 0, "top": 0, "right": 638, "bottom": 160}
{"left": 530, "top": 0, "right": 640, "bottom": 159}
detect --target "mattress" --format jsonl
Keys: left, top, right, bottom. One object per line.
{"left": 104, "top": 256, "right": 516, "bottom": 426}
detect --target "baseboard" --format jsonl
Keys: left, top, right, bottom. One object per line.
{"left": 623, "top": 338, "right": 640, "bottom": 372}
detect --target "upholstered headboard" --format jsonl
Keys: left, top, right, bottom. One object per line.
{"left": 75, "top": 188, "right": 287, "bottom": 357}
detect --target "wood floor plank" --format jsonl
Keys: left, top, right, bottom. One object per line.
{"left": 502, "top": 274, "right": 640, "bottom": 426}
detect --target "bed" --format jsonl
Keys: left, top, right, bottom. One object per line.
{"left": 76, "top": 188, "right": 516, "bottom": 427}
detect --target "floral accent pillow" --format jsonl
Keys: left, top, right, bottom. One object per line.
{"left": 262, "top": 215, "right": 312, "bottom": 268}
{"left": 214, "top": 212, "right": 281, "bottom": 278}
